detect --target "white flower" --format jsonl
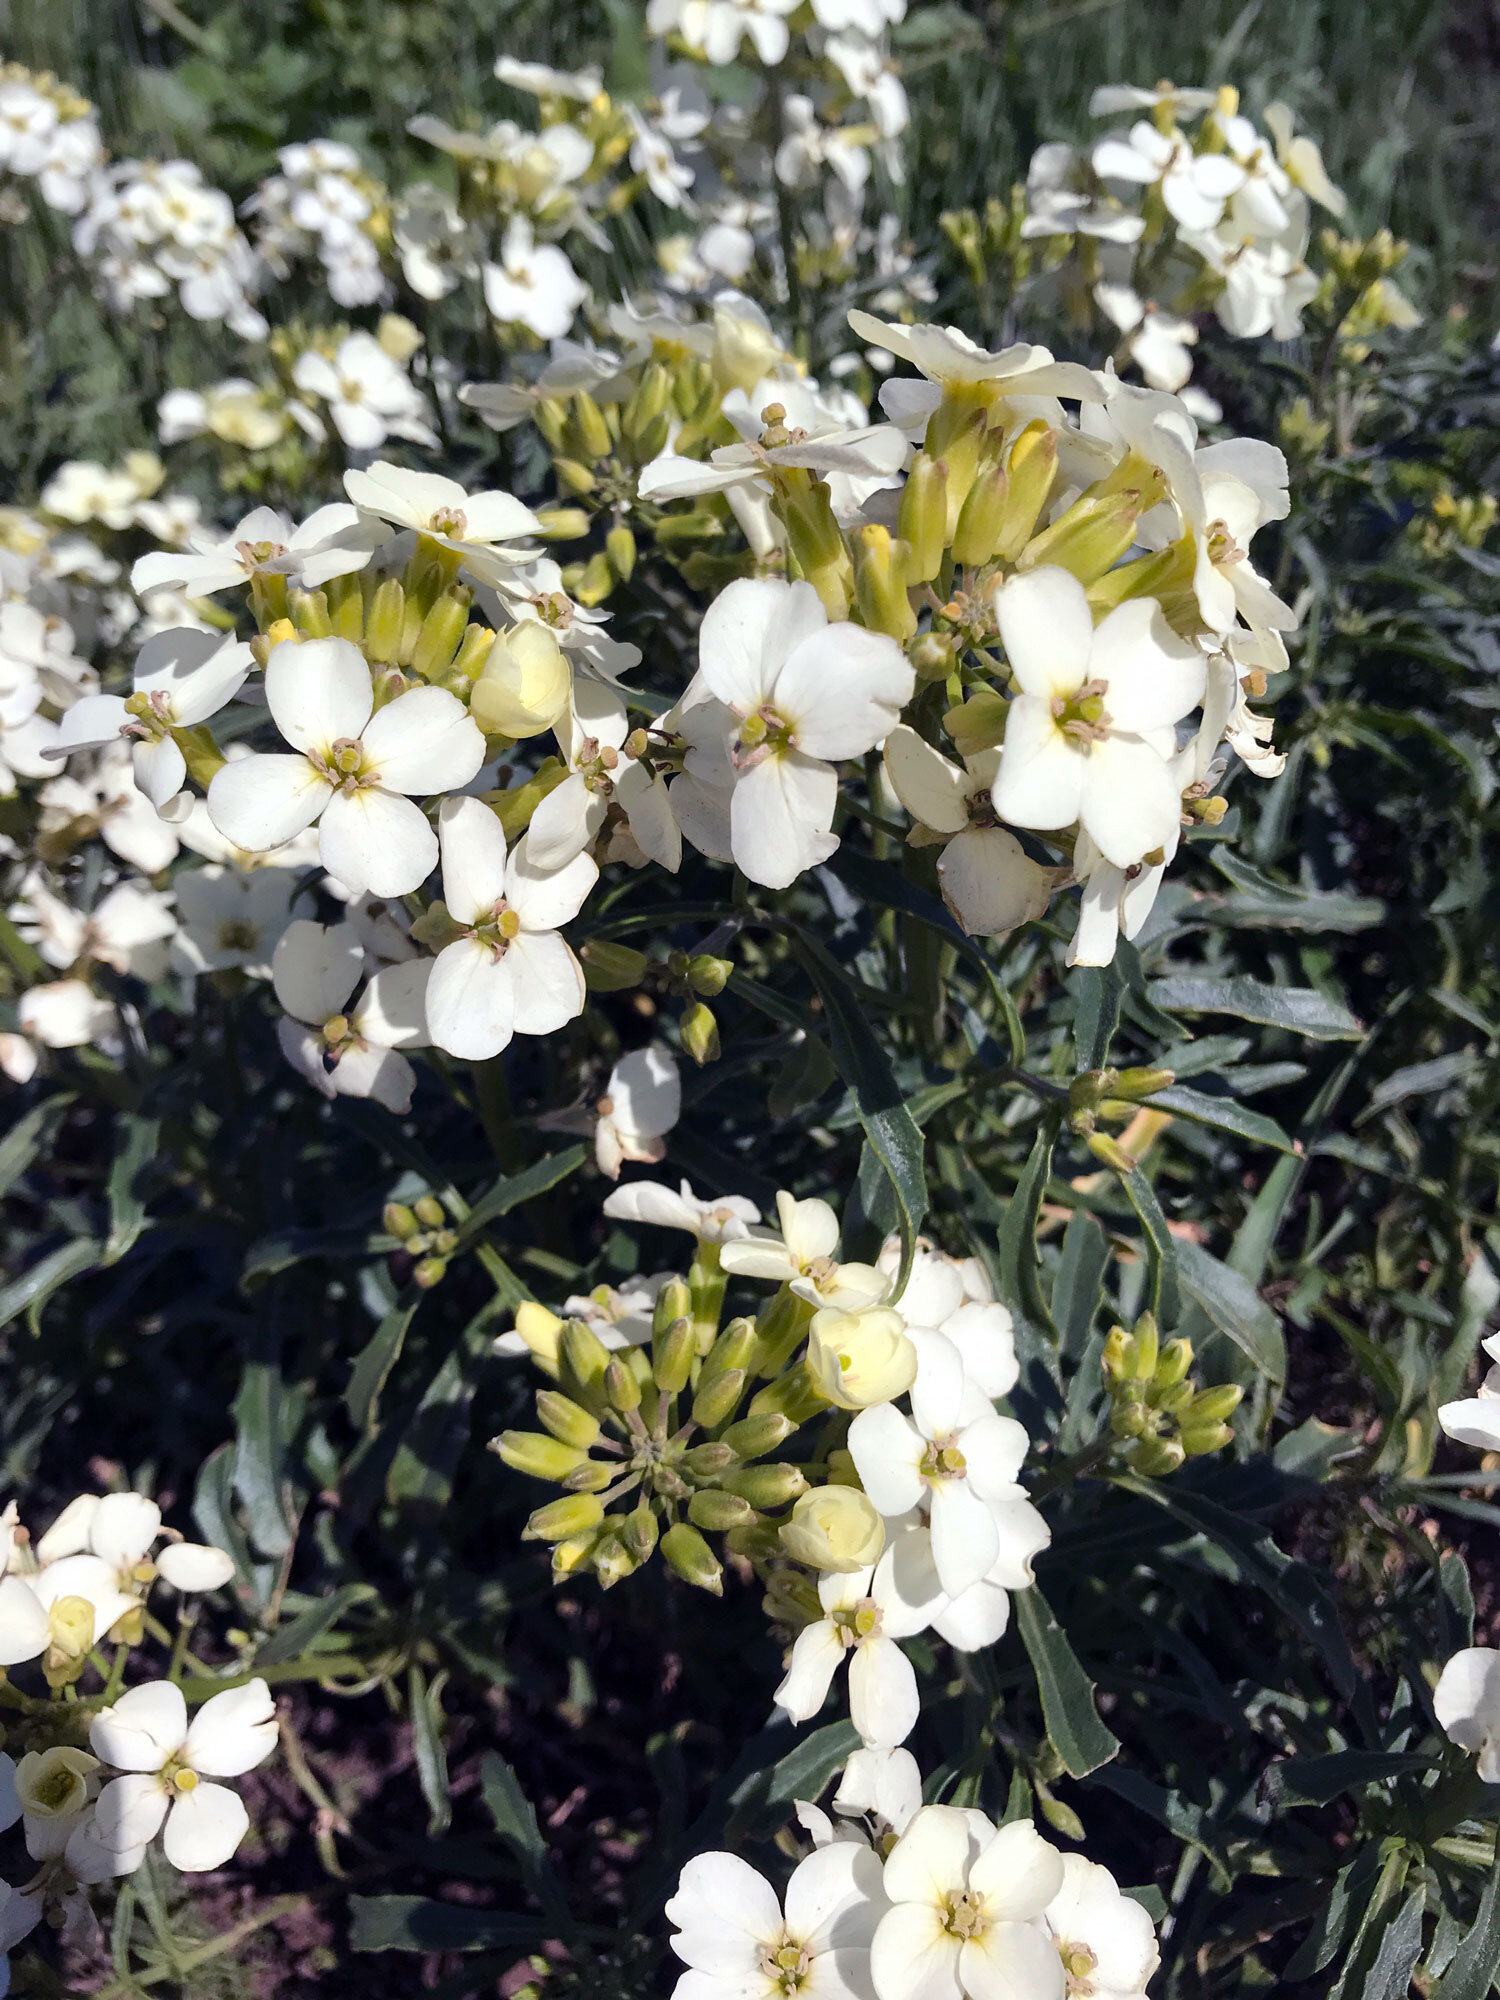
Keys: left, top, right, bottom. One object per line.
{"left": 131, "top": 502, "right": 382, "bottom": 601}
{"left": 849, "top": 1330, "right": 1045, "bottom": 1599}
{"left": 1093, "top": 285, "right": 1198, "bottom": 395}
{"left": 172, "top": 865, "right": 296, "bottom": 979}
{"left": 494, "top": 57, "right": 604, "bottom": 101}
{"left": 35, "top": 1492, "right": 234, "bottom": 1598}
{"left": 272, "top": 919, "right": 431, "bottom": 1113}
{"left": 1092, "top": 122, "right": 1245, "bottom": 233}
{"left": 46, "top": 628, "right": 251, "bottom": 810}
{"left": 776, "top": 1563, "right": 923, "bottom": 1747}
{"left": 883, "top": 726, "right": 1059, "bottom": 938}
{"left": 697, "top": 577, "right": 914, "bottom": 889}
{"left": 292, "top": 332, "right": 437, "bottom": 451}
{"left": 1435, "top": 1648, "right": 1500, "bottom": 1782}
{"left": 776, "top": 95, "right": 870, "bottom": 194}
{"left": 7, "top": 981, "right": 116, "bottom": 1071}
{"left": 1022, "top": 143, "right": 1144, "bottom": 245}
{"left": 483, "top": 216, "right": 587, "bottom": 341}
{"left": 343, "top": 462, "right": 539, "bottom": 579}
{"left": 1088, "top": 84, "right": 1217, "bottom": 118}
{"left": 207, "top": 636, "right": 485, "bottom": 894}
{"left": 425, "top": 797, "right": 596, "bottom": 1061}
{"left": 595, "top": 1046, "right": 681, "bottom": 1179}
{"left": 850, "top": 312, "right": 1103, "bottom": 428}
{"left": 19, "top": 877, "right": 176, "bottom": 982}
{"left": 648, "top": 0, "right": 801, "bottom": 65}
{"left": 91, "top": 1678, "right": 277, "bottom": 1873}
{"left": 721, "top": 1191, "right": 889, "bottom": 1309}
{"left": 601, "top": 1176, "right": 758, "bottom": 1244}
{"left": 666, "top": 1842, "right": 885, "bottom": 1999}
{"left": 1043, "top": 1855, "right": 1160, "bottom": 2000}
{"left": 871, "top": 1807, "right": 1066, "bottom": 2000}
{"left": 524, "top": 676, "right": 680, "bottom": 872}
{"left": 833, "top": 1746, "right": 922, "bottom": 1837}
{"left": 41, "top": 460, "right": 142, "bottom": 529}
{"left": 1439, "top": 1334, "right": 1500, "bottom": 1451}
{"left": 628, "top": 109, "right": 696, "bottom": 208}
{"left": 812, "top": 0, "right": 906, "bottom": 34}
{"left": 991, "top": 567, "right": 1205, "bottom": 870}
{"left": 0, "top": 1553, "right": 138, "bottom": 1671}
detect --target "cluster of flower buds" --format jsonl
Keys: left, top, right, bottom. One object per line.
{"left": 1101, "top": 1310, "right": 1243, "bottom": 1475}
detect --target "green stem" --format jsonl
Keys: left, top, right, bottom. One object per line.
{"left": 471, "top": 1056, "right": 524, "bottom": 1171}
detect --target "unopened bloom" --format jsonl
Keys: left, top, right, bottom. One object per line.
{"left": 697, "top": 577, "right": 914, "bottom": 889}
{"left": 207, "top": 637, "right": 485, "bottom": 894}
{"left": 776, "top": 1563, "right": 923, "bottom": 1747}
{"left": 91, "top": 1678, "right": 277, "bottom": 1873}
{"left": 425, "top": 796, "right": 596, "bottom": 1061}
{"left": 666, "top": 1842, "right": 885, "bottom": 1999}
{"left": 780, "top": 1486, "right": 887, "bottom": 1574}
{"left": 871, "top": 1807, "right": 1065, "bottom": 2000}
{"left": 992, "top": 567, "right": 1205, "bottom": 869}
{"left": 808, "top": 1307, "right": 918, "bottom": 1411}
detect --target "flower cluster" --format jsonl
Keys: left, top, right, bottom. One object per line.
{"left": 0, "top": 63, "right": 103, "bottom": 217}
{"left": 74, "top": 159, "right": 266, "bottom": 338}
{"left": 246, "top": 139, "right": 391, "bottom": 308}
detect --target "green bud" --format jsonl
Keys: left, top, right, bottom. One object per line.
{"left": 621, "top": 1503, "right": 659, "bottom": 1563}
{"left": 325, "top": 571, "right": 365, "bottom": 642}
{"left": 580, "top": 939, "right": 648, "bottom": 991}
{"left": 654, "top": 1279, "right": 693, "bottom": 1337}
{"left": 535, "top": 506, "right": 591, "bottom": 540}
{"left": 524, "top": 1492, "right": 604, "bottom": 1543}
{"left": 1154, "top": 1338, "right": 1193, "bottom": 1388}
{"left": 414, "top": 1196, "right": 445, "bottom": 1228}
{"left": 631, "top": 409, "right": 672, "bottom": 466}
{"left": 554, "top": 458, "right": 597, "bottom": 496}
{"left": 1128, "top": 1435, "right": 1185, "bottom": 1478}
{"left": 535, "top": 1391, "right": 600, "bottom": 1449}
{"left": 661, "top": 1521, "right": 723, "bottom": 1595}
{"left": 452, "top": 622, "right": 497, "bottom": 682}
{"left": 1180, "top": 1419, "right": 1235, "bottom": 1458}
{"left": 1035, "top": 1787, "right": 1086, "bottom": 1842}
{"left": 497, "top": 1430, "right": 589, "bottom": 1481}
{"left": 719, "top": 1412, "right": 795, "bottom": 1461}
{"left": 681, "top": 1441, "right": 739, "bottom": 1479}
{"left": 761, "top": 1565, "right": 822, "bottom": 1624}
{"left": 413, "top": 1255, "right": 448, "bottom": 1289}
{"left": 559, "top": 1319, "right": 613, "bottom": 1407}
{"left": 623, "top": 362, "right": 673, "bottom": 441}
{"left": 653, "top": 1316, "right": 696, "bottom": 1395}
{"left": 897, "top": 452, "right": 948, "bottom": 583}
{"left": 365, "top": 577, "right": 406, "bottom": 666}
{"left": 605, "top": 1357, "right": 642, "bottom": 1413}
{"left": 1185, "top": 1383, "right": 1244, "bottom": 1426}
{"left": 606, "top": 525, "right": 637, "bottom": 581}
{"left": 1131, "top": 1313, "right": 1159, "bottom": 1383}
{"left": 752, "top": 1286, "right": 815, "bottom": 1377}
{"left": 923, "top": 403, "right": 986, "bottom": 532}
{"left": 701, "top": 1318, "right": 758, "bottom": 1382}
{"left": 692, "top": 1368, "right": 746, "bottom": 1430}
{"left": 384, "top": 1202, "right": 419, "bottom": 1241}
{"left": 561, "top": 1458, "right": 616, "bottom": 1493}
{"left": 748, "top": 1362, "right": 827, "bottom": 1427}
{"left": 854, "top": 524, "right": 917, "bottom": 641}
{"left": 687, "top": 953, "right": 733, "bottom": 997}
{"left": 950, "top": 461, "right": 1010, "bottom": 566}
{"left": 411, "top": 590, "right": 473, "bottom": 681}
{"left": 1115, "top": 1066, "right": 1175, "bottom": 1101}
{"left": 689, "top": 1489, "right": 756, "bottom": 1532}
{"left": 653, "top": 508, "right": 725, "bottom": 543}
{"left": 1156, "top": 1380, "right": 1195, "bottom": 1417}
{"left": 571, "top": 391, "right": 614, "bottom": 462}
{"left": 681, "top": 1001, "right": 721, "bottom": 1066}
{"left": 994, "top": 421, "right": 1059, "bottom": 559}
{"left": 1101, "top": 1327, "right": 1135, "bottom": 1381}
{"left": 289, "top": 587, "right": 333, "bottom": 639}
{"left": 911, "top": 630, "right": 957, "bottom": 682}
{"left": 1019, "top": 491, "right": 1143, "bottom": 587}
{"left": 721, "top": 1464, "right": 809, "bottom": 1509}
{"left": 534, "top": 397, "right": 569, "bottom": 450}
{"left": 1110, "top": 1400, "right": 1150, "bottom": 1439}
{"left": 592, "top": 1534, "right": 638, "bottom": 1590}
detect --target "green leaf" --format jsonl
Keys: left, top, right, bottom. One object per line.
{"left": 791, "top": 933, "right": 926, "bottom": 1286}
{"left": 231, "top": 1346, "right": 295, "bottom": 1559}
{"left": 385, "top": 1309, "right": 495, "bottom": 1517}
{"left": 104, "top": 1115, "right": 159, "bottom": 1263}
{"left": 723, "top": 1719, "right": 862, "bottom": 1842}
{"left": 1433, "top": 1850, "right": 1500, "bottom": 2000}
{"left": 479, "top": 1751, "right": 548, "bottom": 1871}
{"left": 1207, "top": 850, "right": 1385, "bottom": 932}
{"left": 1072, "top": 962, "right": 1124, "bottom": 1073}
{"left": 1146, "top": 1084, "right": 1297, "bottom": 1155}
{"left": 345, "top": 1296, "right": 421, "bottom": 1433}
{"left": 349, "top": 1897, "right": 548, "bottom": 1954}
{"left": 1358, "top": 1885, "right": 1425, "bottom": 2000}
{"left": 0, "top": 1095, "right": 70, "bottom": 1202}
{"left": 1360, "top": 1051, "right": 1479, "bottom": 1121}
{"left": 1149, "top": 975, "right": 1364, "bottom": 1041}
{"left": 1262, "top": 1751, "right": 1433, "bottom": 1808}
{"left": 1116, "top": 1165, "right": 1180, "bottom": 1328}
{"left": 1175, "top": 1240, "right": 1286, "bottom": 1380}
{"left": 1051, "top": 1210, "right": 1108, "bottom": 1367}
{"left": 457, "top": 1144, "right": 588, "bottom": 1244}
{"left": 1015, "top": 1585, "right": 1120, "bottom": 1777}
{"left": 994, "top": 1125, "right": 1060, "bottom": 1345}
{"left": 408, "top": 1663, "right": 452, "bottom": 1836}
{"left": 242, "top": 1226, "right": 381, "bottom": 1287}
{"left": 0, "top": 1237, "right": 101, "bottom": 1333}
{"left": 256, "top": 1583, "right": 375, "bottom": 1668}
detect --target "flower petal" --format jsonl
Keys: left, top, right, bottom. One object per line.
{"left": 264, "top": 636, "right": 372, "bottom": 753}
{"left": 426, "top": 938, "right": 516, "bottom": 1060}
{"left": 163, "top": 1781, "right": 249, "bottom": 1872}
{"left": 438, "top": 795, "right": 507, "bottom": 926}
{"left": 993, "top": 568, "right": 1093, "bottom": 697}
{"left": 271, "top": 920, "right": 363, "bottom": 1025}
{"left": 183, "top": 1678, "right": 278, "bottom": 1778}
{"left": 91, "top": 1681, "right": 188, "bottom": 1771}
{"left": 359, "top": 685, "right": 486, "bottom": 795}
{"left": 207, "top": 753, "right": 331, "bottom": 854}
{"left": 318, "top": 787, "right": 437, "bottom": 897}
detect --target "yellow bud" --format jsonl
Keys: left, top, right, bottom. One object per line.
{"left": 495, "top": 1430, "right": 589, "bottom": 1481}
{"left": 1131, "top": 1312, "right": 1159, "bottom": 1382}
{"left": 994, "top": 421, "right": 1059, "bottom": 559}
{"left": 951, "top": 462, "right": 1010, "bottom": 566}
{"left": 470, "top": 623, "right": 571, "bottom": 738}
{"left": 506, "top": 1301, "right": 565, "bottom": 1376}
{"left": 535, "top": 1391, "right": 600, "bottom": 1449}
{"left": 621, "top": 1503, "right": 659, "bottom": 1564}
{"left": 570, "top": 391, "right": 614, "bottom": 462}
{"left": 535, "top": 506, "right": 591, "bottom": 540}
{"left": 1017, "top": 492, "right": 1143, "bottom": 586}
{"left": 689, "top": 1489, "right": 756, "bottom": 1532}
{"left": 554, "top": 458, "right": 597, "bottom": 495}
{"left": 606, "top": 524, "right": 637, "bottom": 581}
{"left": 16, "top": 1746, "right": 98, "bottom": 1821}
{"left": 778, "top": 1485, "right": 886, "bottom": 1571}
{"left": 365, "top": 578, "right": 407, "bottom": 666}
{"left": 559, "top": 1319, "right": 614, "bottom": 1406}
{"left": 377, "top": 312, "right": 423, "bottom": 362}
{"left": 411, "top": 592, "right": 474, "bottom": 681}
{"left": 523, "top": 1493, "right": 604, "bottom": 1543}
{"left": 575, "top": 550, "right": 615, "bottom": 607}
{"left": 806, "top": 1307, "right": 918, "bottom": 1411}
{"left": 897, "top": 452, "right": 949, "bottom": 583}
{"left": 855, "top": 525, "right": 917, "bottom": 641}
{"left": 1185, "top": 1383, "right": 1243, "bottom": 1426}
{"left": 681, "top": 1001, "right": 721, "bottom": 1066}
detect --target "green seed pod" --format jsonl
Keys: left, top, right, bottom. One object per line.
{"left": 721, "top": 1464, "right": 809, "bottom": 1510}
{"left": 688, "top": 1489, "right": 756, "bottom": 1532}
{"left": 534, "top": 1391, "right": 600, "bottom": 1450}
{"left": 661, "top": 1521, "right": 723, "bottom": 1595}
{"left": 524, "top": 1493, "right": 604, "bottom": 1543}
{"left": 495, "top": 1431, "right": 587, "bottom": 1481}
{"left": 720, "top": 1413, "right": 795, "bottom": 1462}
{"left": 653, "top": 1316, "right": 696, "bottom": 1395}
{"left": 692, "top": 1368, "right": 746, "bottom": 1431}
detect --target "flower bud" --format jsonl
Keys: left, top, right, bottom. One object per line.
{"left": 325, "top": 571, "right": 365, "bottom": 642}
{"left": 994, "top": 421, "right": 1059, "bottom": 559}
{"left": 551, "top": 1530, "right": 601, "bottom": 1580}
{"left": 523, "top": 1493, "right": 604, "bottom": 1543}
{"left": 576, "top": 551, "right": 615, "bottom": 607}
{"left": 289, "top": 587, "right": 333, "bottom": 639}
{"left": 559, "top": 1319, "right": 613, "bottom": 1406}
{"left": 687, "top": 953, "right": 733, "bottom": 997}
{"left": 471, "top": 623, "right": 571, "bottom": 739}
{"left": 534, "top": 397, "right": 569, "bottom": 449}
{"left": 897, "top": 452, "right": 948, "bottom": 583}
{"left": 653, "top": 1316, "right": 696, "bottom": 1394}
{"left": 722, "top": 1464, "right": 809, "bottom": 1510}
{"left": 16, "top": 1746, "right": 97, "bottom": 1824}
{"left": 654, "top": 1278, "right": 693, "bottom": 1336}
{"left": 1109, "top": 1399, "right": 1150, "bottom": 1439}
{"left": 806, "top": 1308, "right": 918, "bottom": 1411}
{"left": 452, "top": 623, "right": 498, "bottom": 682}
{"left": 365, "top": 577, "right": 407, "bottom": 666}
{"left": 1018, "top": 492, "right": 1143, "bottom": 587}
{"left": 495, "top": 1430, "right": 588, "bottom": 1481}
{"left": 605, "top": 1357, "right": 641, "bottom": 1413}
{"left": 1180, "top": 1420, "right": 1235, "bottom": 1458}
{"left": 623, "top": 362, "right": 673, "bottom": 441}
{"left": 1127, "top": 1436, "right": 1185, "bottom": 1478}
{"left": 689, "top": 1489, "right": 756, "bottom": 1533}
{"left": 923, "top": 404, "right": 986, "bottom": 531}
{"left": 411, "top": 591, "right": 474, "bottom": 682}
{"left": 535, "top": 506, "right": 591, "bottom": 540}
{"left": 535, "top": 1391, "right": 600, "bottom": 1449}
{"left": 1154, "top": 1338, "right": 1193, "bottom": 1388}
{"left": 413, "top": 1255, "right": 448, "bottom": 1289}
{"left": 606, "top": 525, "right": 637, "bottom": 582}
{"left": 621, "top": 1503, "right": 659, "bottom": 1563}
{"left": 580, "top": 939, "right": 647, "bottom": 991}
{"left": 1185, "top": 1383, "right": 1244, "bottom": 1426}
{"left": 505, "top": 1301, "right": 565, "bottom": 1376}
{"left": 752, "top": 1286, "right": 814, "bottom": 1377}
{"left": 654, "top": 508, "right": 726, "bottom": 543}
{"left": 554, "top": 458, "right": 597, "bottom": 495}
{"left": 762, "top": 1566, "right": 822, "bottom": 1625}
{"left": 661, "top": 1521, "right": 723, "bottom": 1595}
{"left": 1131, "top": 1312, "right": 1159, "bottom": 1383}
{"left": 1101, "top": 1326, "right": 1135, "bottom": 1381}
{"left": 681, "top": 1441, "right": 739, "bottom": 1479}
{"left": 384, "top": 1202, "right": 419, "bottom": 1240}
{"left": 749, "top": 1362, "right": 835, "bottom": 1427}
{"left": 570, "top": 391, "right": 614, "bottom": 462}
{"left": 701, "top": 1317, "right": 758, "bottom": 1382}
{"left": 412, "top": 1195, "right": 444, "bottom": 1228}
{"left": 951, "top": 462, "right": 1010, "bottom": 566}
{"left": 681, "top": 1001, "right": 721, "bottom": 1066}
{"left": 1085, "top": 1131, "right": 1137, "bottom": 1175}
{"left": 855, "top": 525, "right": 917, "bottom": 641}
{"left": 778, "top": 1485, "right": 885, "bottom": 1570}
{"left": 719, "top": 1412, "right": 795, "bottom": 1461}
{"left": 692, "top": 1367, "right": 746, "bottom": 1430}
{"left": 593, "top": 1534, "right": 639, "bottom": 1590}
